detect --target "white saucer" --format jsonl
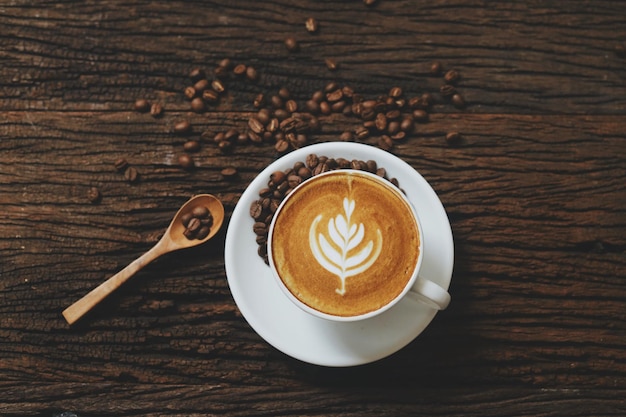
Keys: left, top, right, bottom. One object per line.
{"left": 224, "top": 142, "right": 454, "bottom": 367}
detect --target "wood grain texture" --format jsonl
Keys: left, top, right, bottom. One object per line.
{"left": 1, "top": 0, "right": 625, "bottom": 416}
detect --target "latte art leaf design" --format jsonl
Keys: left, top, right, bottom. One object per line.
{"left": 309, "top": 198, "right": 383, "bottom": 295}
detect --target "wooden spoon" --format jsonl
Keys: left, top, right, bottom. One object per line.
{"left": 62, "top": 194, "right": 225, "bottom": 325}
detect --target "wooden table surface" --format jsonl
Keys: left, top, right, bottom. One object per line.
{"left": 1, "top": 1, "right": 625, "bottom": 416}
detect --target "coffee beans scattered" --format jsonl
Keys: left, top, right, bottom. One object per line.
{"left": 445, "top": 131, "right": 463, "bottom": 146}
{"left": 305, "top": 17, "right": 319, "bottom": 33}
{"left": 178, "top": 154, "right": 195, "bottom": 170}
{"left": 124, "top": 166, "right": 139, "bottom": 183}
{"left": 181, "top": 206, "right": 213, "bottom": 240}
{"left": 250, "top": 154, "right": 401, "bottom": 263}
{"left": 150, "top": 103, "right": 163, "bottom": 118}
{"left": 285, "top": 37, "right": 299, "bottom": 53}
{"left": 87, "top": 187, "right": 101, "bottom": 204}
{"left": 134, "top": 99, "right": 150, "bottom": 113}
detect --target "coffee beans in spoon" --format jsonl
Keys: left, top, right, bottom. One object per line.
{"left": 181, "top": 206, "right": 214, "bottom": 240}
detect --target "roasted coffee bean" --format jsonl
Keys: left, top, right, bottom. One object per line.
{"left": 421, "top": 93, "right": 434, "bottom": 108}
{"left": 87, "top": 187, "right": 101, "bottom": 204}
{"left": 376, "top": 167, "right": 387, "bottom": 178}
{"left": 440, "top": 84, "right": 456, "bottom": 97}
{"left": 378, "top": 135, "right": 393, "bottom": 151}
{"left": 363, "top": 120, "right": 376, "bottom": 130}
{"left": 386, "top": 109, "right": 401, "bottom": 120}
{"left": 375, "top": 112, "right": 388, "bottom": 131}
{"left": 278, "top": 87, "right": 291, "bottom": 100}
{"left": 150, "top": 103, "right": 163, "bottom": 118}
{"left": 248, "top": 117, "right": 265, "bottom": 134}
{"left": 444, "top": 69, "right": 460, "bottom": 84}
{"left": 184, "top": 86, "right": 197, "bottom": 100}
{"left": 124, "top": 167, "right": 139, "bottom": 183}
{"left": 297, "top": 166, "right": 312, "bottom": 179}
{"left": 340, "top": 131, "right": 354, "bottom": 142}
{"left": 211, "top": 80, "right": 225, "bottom": 94}
{"left": 319, "top": 101, "right": 331, "bottom": 115}
{"left": 192, "top": 206, "right": 210, "bottom": 218}
{"left": 305, "top": 17, "right": 319, "bottom": 33}
{"left": 285, "top": 37, "right": 299, "bottom": 52}
{"left": 270, "top": 95, "right": 284, "bottom": 109}
{"left": 391, "top": 131, "right": 406, "bottom": 141}
{"left": 214, "top": 65, "right": 228, "bottom": 79}
{"left": 193, "top": 79, "right": 209, "bottom": 92}
{"left": 178, "top": 153, "right": 195, "bottom": 169}
{"left": 387, "top": 120, "right": 401, "bottom": 135}
{"left": 218, "top": 140, "right": 233, "bottom": 153}
{"left": 178, "top": 154, "right": 195, "bottom": 169}
{"left": 218, "top": 58, "right": 232, "bottom": 70}
{"left": 270, "top": 170, "right": 287, "bottom": 185}
{"left": 331, "top": 100, "right": 346, "bottom": 113}
{"left": 114, "top": 158, "right": 129, "bottom": 172}
{"left": 189, "top": 68, "right": 206, "bottom": 82}
{"left": 180, "top": 212, "right": 193, "bottom": 227}
{"left": 326, "top": 89, "right": 343, "bottom": 102}
{"left": 267, "top": 118, "right": 279, "bottom": 133}
{"left": 446, "top": 131, "right": 463, "bottom": 146}
{"left": 285, "top": 99, "right": 298, "bottom": 113}
{"left": 311, "top": 90, "right": 325, "bottom": 103}
{"left": 413, "top": 109, "right": 429, "bottom": 122}
{"left": 287, "top": 175, "right": 302, "bottom": 188}
{"left": 190, "top": 97, "right": 206, "bottom": 113}
{"left": 237, "top": 132, "right": 249, "bottom": 145}
{"left": 196, "top": 226, "right": 211, "bottom": 240}
{"left": 366, "top": 160, "right": 377, "bottom": 172}
{"left": 246, "top": 66, "right": 258, "bottom": 82}
{"left": 355, "top": 126, "right": 370, "bottom": 140}
{"left": 250, "top": 201, "right": 263, "bottom": 220}
{"left": 183, "top": 140, "right": 201, "bottom": 153}
{"left": 274, "top": 109, "right": 290, "bottom": 121}
{"left": 363, "top": 0, "right": 377, "bottom": 6}
{"left": 389, "top": 87, "right": 403, "bottom": 98}
{"left": 253, "top": 93, "right": 265, "bottom": 108}
{"left": 400, "top": 116, "right": 415, "bottom": 132}
{"left": 134, "top": 98, "right": 150, "bottom": 113}
{"left": 305, "top": 99, "right": 320, "bottom": 114}
{"left": 325, "top": 58, "right": 338, "bottom": 71}
{"left": 221, "top": 166, "right": 238, "bottom": 179}
{"left": 224, "top": 128, "right": 239, "bottom": 142}
{"left": 173, "top": 120, "right": 192, "bottom": 135}
{"left": 274, "top": 140, "right": 289, "bottom": 153}
{"left": 186, "top": 217, "right": 201, "bottom": 234}
{"left": 256, "top": 108, "right": 271, "bottom": 124}
{"left": 233, "top": 64, "right": 247, "bottom": 76}
{"left": 202, "top": 89, "right": 219, "bottom": 103}
{"left": 306, "top": 153, "right": 319, "bottom": 168}
{"left": 248, "top": 131, "right": 263, "bottom": 144}
{"left": 212, "top": 132, "right": 225, "bottom": 143}
{"left": 451, "top": 93, "right": 466, "bottom": 108}
{"left": 430, "top": 61, "right": 442, "bottom": 76}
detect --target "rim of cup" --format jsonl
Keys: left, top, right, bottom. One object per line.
{"left": 267, "top": 169, "right": 425, "bottom": 322}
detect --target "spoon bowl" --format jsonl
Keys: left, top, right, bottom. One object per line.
{"left": 165, "top": 194, "right": 225, "bottom": 250}
{"left": 62, "top": 194, "right": 225, "bottom": 325}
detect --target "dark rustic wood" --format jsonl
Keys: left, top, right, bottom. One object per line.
{"left": 1, "top": 1, "right": 625, "bottom": 416}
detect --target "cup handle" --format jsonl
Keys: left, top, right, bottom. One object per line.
{"left": 407, "top": 277, "right": 451, "bottom": 310}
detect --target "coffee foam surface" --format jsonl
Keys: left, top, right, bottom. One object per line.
{"left": 271, "top": 171, "right": 420, "bottom": 317}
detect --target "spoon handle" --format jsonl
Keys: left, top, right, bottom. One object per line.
{"left": 62, "top": 243, "right": 164, "bottom": 325}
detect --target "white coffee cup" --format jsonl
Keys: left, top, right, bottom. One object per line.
{"left": 268, "top": 170, "right": 450, "bottom": 322}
